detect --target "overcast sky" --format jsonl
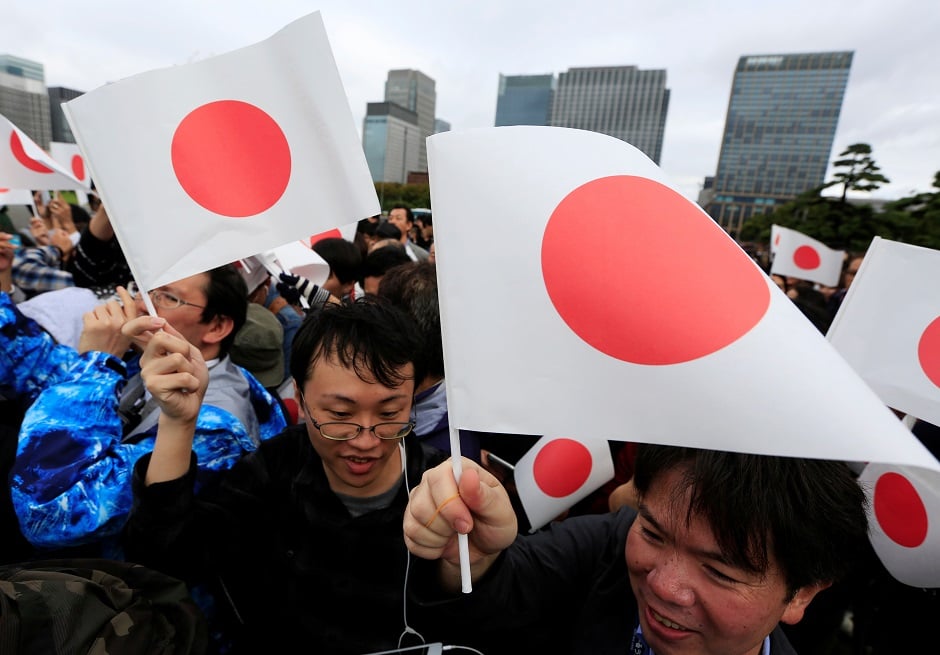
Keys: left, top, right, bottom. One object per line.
{"left": 4, "top": 0, "right": 938, "bottom": 202}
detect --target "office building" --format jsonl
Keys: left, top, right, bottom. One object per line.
{"left": 384, "top": 69, "right": 436, "bottom": 173}
{"left": 494, "top": 73, "right": 554, "bottom": 126}
{"left": 550, "top": 66, "right": 670, "bottom": 164}
{"left": 362, "top": 101, "right": 421, "bottom": 184}
{"left": 48, "top": 86, "right": 84, "bottom": 143}
{"left": 0, "top": 54, "right": 51, "bottom": 148}
{"left": 708, "top": 51, "right": 854, "bottom": 235}
{"left": 434, "top": 118, "right": 451, "bottom": 134}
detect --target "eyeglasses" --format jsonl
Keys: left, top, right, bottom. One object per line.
{"left": 127, "top": 281, "right": 206, "bottom": 310}
{"left": 300, "top": 393, "right": 415, "bottom": 441}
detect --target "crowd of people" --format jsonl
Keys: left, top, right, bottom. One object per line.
{"left": 0, "top": 193, "right": 935, "bottom": 655}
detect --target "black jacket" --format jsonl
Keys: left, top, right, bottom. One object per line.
{"left": 412, "top": 508, "right": 800, "bottom": 655}
{"left": 125, "top": 425, "right": 446, "bottom": 654}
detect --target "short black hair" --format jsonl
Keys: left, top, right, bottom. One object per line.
{"left": 312, "top": 237, "right": 362, "bottom": 284}
{"left": 69, "top": 203, "right": 91, "bottom": 230}
{"left": 378, "top": 261, "right": 442, "bottom": 380}
{"left": 201, "top": 264, "right": 248, "bottom": 358}
{"left": 633, "top": 444, "right": 868, "bottom": 596}
{"left": 362, "top": 245, "right": 412, "bottom": 279}
{"left": 390, "top": 204, "right": 414, "bottom": 224}
{"left": 356, "top": 218, "right": 378, "bottom": 237}
{"left": 375, "top": 222, "right": 402, "bottom": 241}
{"left": 289, "top": 297, "right": 421, "bottom": 390}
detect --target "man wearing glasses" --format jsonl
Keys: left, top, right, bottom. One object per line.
{"left": 11, "top": 266, "right": 287, "bottom": 555}
{"left": 123, "top": 298, "right": 448, "bottom": 654}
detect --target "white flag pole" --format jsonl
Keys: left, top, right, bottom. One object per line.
{"left": 447, "top": 426, "right": 473, "bottom": 593}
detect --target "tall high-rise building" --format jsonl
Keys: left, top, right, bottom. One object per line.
{"left": 707, "top": 51, "right": 854, "bottom": 235}
{"left": 550, "top": 66, "right": 670, "bottom": 164}
{"left": 48, "top": 86, "right": 84, "bottom": 143}
{"left": 0, "top": 54, "right": 52, "bottom": 148}
{"left": 494, "top": 74, "right": 554, "bottom": 127}
{"left": 362, "top": 101, "right": 421, "bottom": 184}
{"left": 384, "top": 69, "right": 435, "bottom": 173}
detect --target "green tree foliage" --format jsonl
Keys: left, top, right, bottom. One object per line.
{"left": 826, "top": 143, "right": 891, "bottom": 201}
{"left": 374, "top": 182, "right": 431, "bottom": 212}
{"left": 880, "top": 171, "right": 940, "bottom": 249}
{"left": 739, "top": 145, "right": 940, "bottom": 253}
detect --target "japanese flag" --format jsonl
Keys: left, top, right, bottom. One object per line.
{"left": 0, "top": 114, "right": 88, "bottom": 191}
{"left": 49, "top": 142, "right": 92, "bottom": 188}
{"left": 827, "top": 237, "right": 940, "bottom": 427}
{"left": 860, "top": 461, "right": 940, "bottom": 587}
{"left": 62, "top": 11, "right": 378, "bottom": 291}
{"left": 769, "top": 224, "right": 845, "bottom": 287}
{"left": 514, "top": 437, "right": 615, "bottom": 531}
{"left": 429, "top": 127, "right": 936, "bottom": 474}
{"left": 49, "top": 142, "right": 91, "bottom": 207}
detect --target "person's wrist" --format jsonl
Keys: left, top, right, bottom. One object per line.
{"left": 268, "top": 296, "right": 288, "bottom": 314}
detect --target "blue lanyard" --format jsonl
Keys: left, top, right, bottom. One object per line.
{"left": 629, "top": 622, "right": 771, "bottom": 655}
{"left": 628, "top": 624, "right": 652, "bottom": 655}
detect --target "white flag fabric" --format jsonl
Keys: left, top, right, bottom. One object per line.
{"left": 48, "top": 142, "right": 92, "bottom": 188}
{"left": 860, "top": 461, "right": 940, "bottom": 587}
{"left": 309, "top": 220, "right": 358, "bottom": 246}
{"left": 0, "top": 115, "right": 88, "bottom": 191}
{"left": 0, "top": 188, "right": 34, "bottom": 207}
{"left": 769, "top": 224, "right": 845, "bottom": 287}
{"left": 429, "top": 127, "right": 937, "bottom": 474}
{"left": 513, "top": 436, "right": 615, "bottom": 531}
{"left": 271, "top": 241, "right": 330, "bottom": 286}
{"left": 827, "top": 237, "right": 940, "bottom": 427}
{"left": 62, "top": 11, "right": 378, "bottom": 291}
{"left": 769, "top": 224, "right": 782, "bottom": 258}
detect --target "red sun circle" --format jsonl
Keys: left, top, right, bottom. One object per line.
{"left": 170, "top": 100, "right": 291, "bottom": 218}
{"left": 874, "top": 472, "right": 929, "bottom": 548}
{"left": 71, "top": 154, "right": 85, "bottom": 181}
{"left": 532, "top": 438, "right": 593, "bottom": 498}
{"left": 9, "top": 131, "right": 53, "bottom": 173}
{"left": 793, "top": 245, "right": 821, "bottom": 270}
{"left": 918, "top": 316, "right": 940, "bottom": 388}
{"left": 541, "top": 175, "right": 771, "bottom": 365}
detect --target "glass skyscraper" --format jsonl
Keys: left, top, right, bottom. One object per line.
{"left": 708, "top": 51, "right": 854, "bottom": 235}
{"left": 48, "top": 86, "right": 84, "bottom": 143}
{"left": 550, "top": 66, "right": 670, "bottom": 165}
{"left": 362, "top": 101, "right": 420, "bottom": 184}
{"left": 0, "top": 54, "right": 52, "bottom": 148}
{"left": 384, "top": 69, "right": 436, "bottom": 174}
{"left": 494, "top": 74, "right": 554, "bottom": 127}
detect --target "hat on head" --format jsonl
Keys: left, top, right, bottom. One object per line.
{"left": 230, "top": 303, "right": 285, "bottom": 388}
{"left": 234, "top": 256, "right": 270, "bottom": 296}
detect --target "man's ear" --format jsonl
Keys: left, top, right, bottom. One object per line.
{"left": 202, "top": 314, "right": 234, "bottom": 346}
{"left": 294, "top": 386, "right": 306, "bottom": 420}
{"left": 780, "top": 581, "right": 831, "bottom": 625}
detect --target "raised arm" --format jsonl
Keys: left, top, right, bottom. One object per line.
{"left": 403, "top": 457, "right": 518, "bottom": 592}
{"left": 126, "top": 316, "right": 209, "bottom": 484}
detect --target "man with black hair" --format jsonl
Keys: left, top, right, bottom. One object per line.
{"left": 11, "top": 265, "right": 286, "bottom": 554}
{"left": 362, "top": 244, "right": 412, "bottom": 295}
{"left": 123, "top": 298, "right": 448, "bottom": 654}
{"left": 311, "top": 236, "right": 362, "bottom": 300}
{"left": 404, "top": 445, "right": 869, "bottom": 655}
{"left": 388, "top": 204, "right": 430, "bottom": 262}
